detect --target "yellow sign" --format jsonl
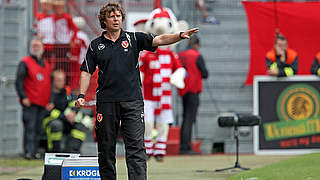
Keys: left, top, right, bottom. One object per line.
{"left": 278, "top": 85, "right": 320, "bottom": 122}
{"left": 263, "top": 84, "right": 320, "bottom": 141}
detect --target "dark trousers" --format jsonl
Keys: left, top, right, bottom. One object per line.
{"left": 95, "top": 100, "right": 146, "bottom": 180}
{"left": 22, "top": 104, "right": 47, "bottom": 157}
{"left": 64, "top": 122, "right": 87, "bottom": 153}
{"left": 180, "top": 93, "right": 199, "bottom": 151}
{"left": 46, "top": 119, "right": 87, "bottom": 153}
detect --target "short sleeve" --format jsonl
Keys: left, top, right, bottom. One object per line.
{"left": 80, "top": 42, "right": 97, "bottom": 74}
{"left": 135, "top": 32, "right": 157, "bottom": 52}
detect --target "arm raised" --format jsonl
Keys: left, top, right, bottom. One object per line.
{"left": 152, "top": 28, "right": 199, "bottom": 47}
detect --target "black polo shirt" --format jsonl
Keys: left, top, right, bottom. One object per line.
{"left": 80, "top": 29, "right": 157, "bottom": 102}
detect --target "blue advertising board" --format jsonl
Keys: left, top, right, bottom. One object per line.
{"left": 62, "top": 166, "right": 100, "bottom": 180}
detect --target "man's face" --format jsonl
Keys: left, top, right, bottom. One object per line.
{"left": 53, "top": 72, "right": 66, "bottom": 90}
{"left": 30, "top": 39, "right": 44, "bottom": 57}
{"left": 53, "top": 4, "right": 65, "bottom": 16}
{"left": 40, "top": 2, "right": 52, "bottom": 14}
{"left": 274, "top": 39, "right": 288, "bottom": 52}
{"left": 104, "top": 10, "right": 122, "bottom": 32}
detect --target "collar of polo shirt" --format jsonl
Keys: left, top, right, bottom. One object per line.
{"left": 101, "top": 29, "right": 127, "bottom": 42}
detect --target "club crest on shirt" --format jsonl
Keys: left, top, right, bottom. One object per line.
{"left": 36, "top": 73, "right": 44, "bottom": 81}
{"left": 98, "top": 43, "right": 105, "bottom": 50}
{"left": 121, "top": 41, "right": 129, "bottom": 48}
{"left": 97, "top": 113, "right": 103, "bottom": 122}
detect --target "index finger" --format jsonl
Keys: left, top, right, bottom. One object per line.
{"left": 190, "top": 28, "right": 199, "bottom": 33}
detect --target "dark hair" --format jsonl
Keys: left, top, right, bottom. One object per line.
{"left": 275, "top": 33, "right": 287, "bottom": 42}
{"left": 98, "top": 2, "right": 125, "bottom": 29}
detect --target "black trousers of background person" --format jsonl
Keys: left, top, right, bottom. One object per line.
{"left": 180, "top": 92, "right": 200, "bottom": 152}
{"left": 22, "top": 104, "right": 48, "bottom": 158}
{"left": 95, "top": 100, "right": 147, "bottom": 180}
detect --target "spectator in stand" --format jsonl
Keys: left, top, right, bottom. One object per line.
{"left": 266, "top": 34, "right": 298, "bottom": 77}
{"left": 196, "top": 0, "right": 220, "bottom": 24}
{"left": 52, "top": 0, "right": 78, "bottom": 84}
{"left": 70, "top": 16, "right": 90, "bottom": 91}
{"left": 178, "top": 35, "right": 208, "bottom": 154}
{"left": 36, "top": 0, "right": 55, "bottom": 61}
{"left": 310, "top": 52, "right": 320, "bottom": 76}
{"left": 15, "top": 37, "right": 52, "bottom": 160}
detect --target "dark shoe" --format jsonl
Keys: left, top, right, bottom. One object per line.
{"left": 34, "top": 153, "right": 43, "bottom": 160}
{"left": 24, "top": 153, "right": 33, "bottom": 160}
{"left": 179, "top": 150, "right": 199, "bottom": 155}
{"left": 154, "top": 155, "right": 164, "bottom": 162}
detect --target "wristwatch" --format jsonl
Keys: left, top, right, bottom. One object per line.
{"left": 179, "top": 32, "right": 186, "bottom": 39}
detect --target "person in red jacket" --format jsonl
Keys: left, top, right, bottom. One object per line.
{"left": 15, "top": 37, "right": 52, "bottom": 160}
{"left": 178, "top": 35, "right": 208, "bottom": 154}
{"left": 266, "top": 34, "right": 298, "bottom": 77}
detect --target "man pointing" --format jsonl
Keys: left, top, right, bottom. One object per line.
{"left": 76, "top": 2, "right": 198, "bottom": 180}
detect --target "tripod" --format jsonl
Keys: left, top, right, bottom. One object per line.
{"left": 215, "top": 125, "right": 250, "bottom": 172}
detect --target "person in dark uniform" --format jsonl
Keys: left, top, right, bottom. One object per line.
{"left": 265, "top": 34, "right": 298, "bottom": 77}
{"left": 15, "top": 37, "right": 52, "bottom": 160}
{"left": 75, "top": 2, "right": 199, "bottom": 180}
{"left": 178, "top": 35, "right": 208, "bottom": 154}
{"left": 310, "top": 52, "right": 320, "bottom": 76}
{"left": 43, "top": 69, "right": 91, "bottom": 153}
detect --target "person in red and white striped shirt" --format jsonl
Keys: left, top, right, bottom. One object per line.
{"left": 36, "top": 0, "right": 55, "bottom": 59}
{"left": 138, "top": 7, "right": 187, "bottom": 162}
{"left": 140, "top": 47, "right": 184, "bottom": 162}
{"left": 52, "top": 0, "right": 77, "bottom": 45}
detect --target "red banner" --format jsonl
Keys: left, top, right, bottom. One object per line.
{"left": 243, "top": 1, "right": 320, "bottom": 85}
